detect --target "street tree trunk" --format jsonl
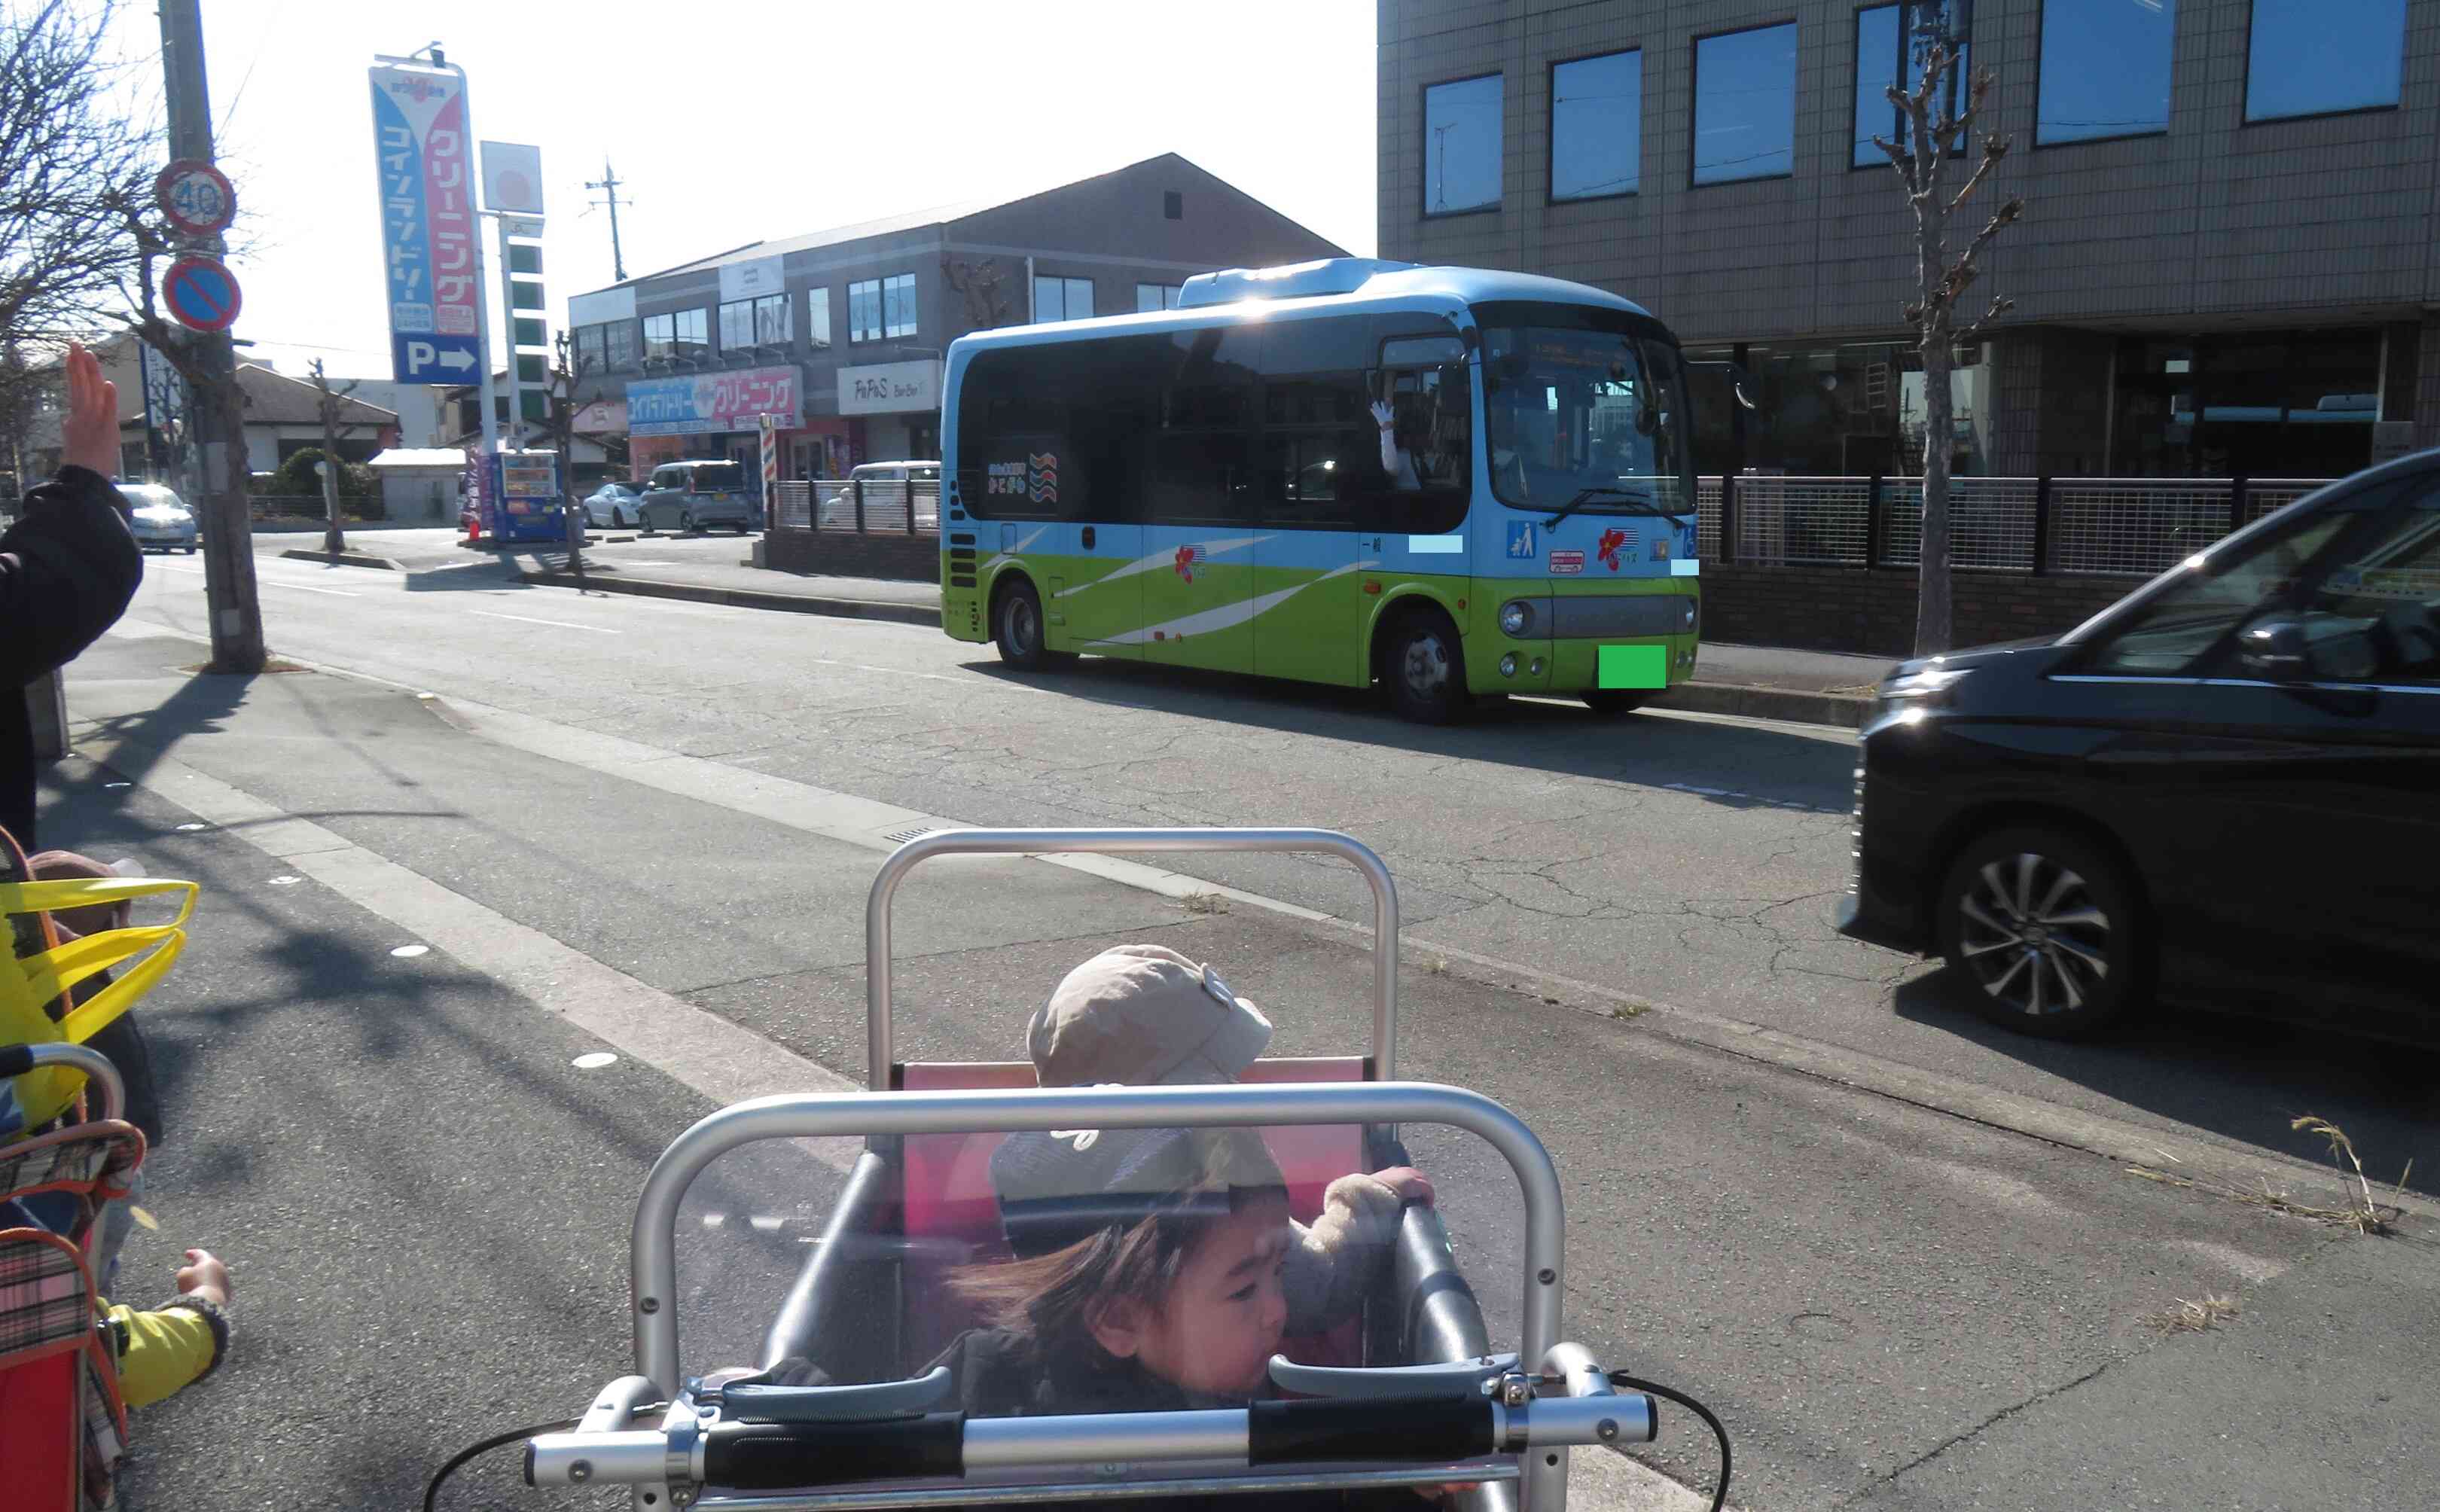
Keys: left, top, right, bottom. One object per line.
{"left": 1877, "top": 5, "right": 2023, "bottom": 658}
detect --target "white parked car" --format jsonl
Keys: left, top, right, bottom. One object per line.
{"left": 580, "top": 480, "right": 644, "bottom": 528}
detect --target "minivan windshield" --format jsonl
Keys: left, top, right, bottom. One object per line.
{"left": 1481, "top": 328, "right": 1692, "bottom": 519}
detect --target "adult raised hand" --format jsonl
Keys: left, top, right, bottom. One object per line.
{"left": 60, "top": 343, "right": 121, "bottom": 480}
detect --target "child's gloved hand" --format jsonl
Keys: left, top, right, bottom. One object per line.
{"left": 1370, "top": 400, "right": 1396, "bottom": 431}
{"left": 1370, "top": 1166, "right": 1435, "bottom": 1206}
{"left": 175, "top": 1248, "right": 231, "bottom": 1308}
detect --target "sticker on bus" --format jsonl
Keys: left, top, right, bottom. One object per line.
{"left": 1549, "top": 550, "right": 1584, "bottom": 575}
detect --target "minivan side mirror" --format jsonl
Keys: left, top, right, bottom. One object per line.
{"left": 2237, "top": 620, "right": 2309, "bottom": 681}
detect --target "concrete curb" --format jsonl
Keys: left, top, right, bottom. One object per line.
{"left": 277, "top": 547, "right": 398, "bottom": 571}
{"left": 512, "top": 566, "right": 943, "bottom": 626}
{"left": 1655, "top": 679, "right": 1870, "bottom": 728}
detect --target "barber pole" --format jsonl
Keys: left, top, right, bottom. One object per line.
{"left": 760, "top": 413, "right": 779, "bottom": 522}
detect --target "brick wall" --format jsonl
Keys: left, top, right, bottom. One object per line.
{"left": 763, "top": 529, "right": 938, "bottom": 583}
{"left": 1701, "top": 562, "right": 2132, "bottom": 658}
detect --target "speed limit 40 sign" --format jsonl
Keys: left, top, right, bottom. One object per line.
{"left": 154, "top": 159, "right": 236, "bottom": 238}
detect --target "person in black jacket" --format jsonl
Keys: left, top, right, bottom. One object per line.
{"left": 3, "top": 342, "right": 143, "bottom": 849}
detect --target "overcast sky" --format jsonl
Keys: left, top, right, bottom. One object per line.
{"left": 109, "top": 2, "right": 1378, "bottom": 380}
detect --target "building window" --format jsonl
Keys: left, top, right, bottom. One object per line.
{"left": 1693, "top": 23, "right": 1797, "bottom": 184}
{"left": 607, "top": 319, "right": 638, "bottom": 370}
{"left": 575, "top": 324, "right": 607, "bottom": 373}
{"left": 1136, "top": 282, "right": 1183, "bottom": 312}
{"left": 2036, "top": 0, "right": 2175, "bottom": 145}
{"left": 718, "top": 300, "right": 753, "bottom": 354}
{"left": 1551, "top": 50, "right": 1640, "bottom": 201}
{"left": 1854, "top": 4, "right": 1970, "bottom": 167}
{"left": 2246, "top": 0, "right": 2404, "bottom": 122}
{"left": 673, "top": 307, "right": 709, "bottom": 362}
{"left": 1423, "top": 73, "right": 1502, "bottom": 215}
{"left": 1035, "top": 276, "right": 1094, "bottom": 322}
{"left": 642, "top": 312, "right": 675, "bottom": 363}
{"left": 850, "top": 274, "right": 915, "bottom": 342}
{"left": 807, "top": 288, "right": 832, "bottom": 348}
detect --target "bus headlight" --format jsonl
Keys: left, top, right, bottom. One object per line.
{"left": 1499, "top": 653, "right": 1518, "bottom": 677}
{"left": 1499, "top": 600, "right": 1533, "bottom": 637}
{"left": 1681, "top": 598, "right": 1698, "bottom": 632}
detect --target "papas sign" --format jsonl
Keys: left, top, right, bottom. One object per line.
{"left": 838, "top": 358, "right": 940, "bottom": 416}
{"left": 852, "top": 373, "right": 923, "bottom": 405}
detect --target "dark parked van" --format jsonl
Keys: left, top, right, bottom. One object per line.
{"left": 1839, "top": 452, "right": 2440, "bottom": 1044}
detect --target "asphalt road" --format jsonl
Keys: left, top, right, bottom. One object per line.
{"left": 57, "top": 529, "right": 2437, "bottom": 1510}
{"left": 163, "top": 529, "right": 2433, "bottom": 1191}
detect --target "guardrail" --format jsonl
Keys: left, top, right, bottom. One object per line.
{"left": 769, "top": 477, "right": 941, "bottom": 536}
{"left": 1700, "top": 473, "right": 2333, "bottom": 578}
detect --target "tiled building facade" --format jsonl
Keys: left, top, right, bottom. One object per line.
{"left": 1380, "top": 0, "right": 2440, "bottom": 480}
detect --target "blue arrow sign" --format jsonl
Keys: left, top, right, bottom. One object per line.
{"left": 392, "top": 331, "right": 483, "bottom": 386}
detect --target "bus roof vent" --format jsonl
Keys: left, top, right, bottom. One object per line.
{"left": 1173, "top": 258, "right": 1419, "bottom": 309}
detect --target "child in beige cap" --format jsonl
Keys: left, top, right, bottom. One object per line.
{"left": 1023, "top": 943, "right": 1432, "bottom": 1335}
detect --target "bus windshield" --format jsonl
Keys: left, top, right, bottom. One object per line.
{"left": 1481, "top": 328, "right": 1692, "bottom": 518}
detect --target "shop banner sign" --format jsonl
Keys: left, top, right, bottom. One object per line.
{"left": 369, "top": 62, "right": 482, "bottom": 385}
{"left": 627, "top": 365, "right": 801, "bottom": 436}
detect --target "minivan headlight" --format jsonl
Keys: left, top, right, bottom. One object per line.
{"left": 1875, "top": 664, "right": 1972, "bottom": 708}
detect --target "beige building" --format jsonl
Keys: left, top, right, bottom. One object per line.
{"left": 1380, "top": 0, "right": 2438, "bottom": 479}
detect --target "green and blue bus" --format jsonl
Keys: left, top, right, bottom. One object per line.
{"left": 939, "top": 258, "right": 1700, "bottom": 722}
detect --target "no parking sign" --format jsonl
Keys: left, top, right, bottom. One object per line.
{"left": 162, "top": 255, "right": 242, "bottom": 333}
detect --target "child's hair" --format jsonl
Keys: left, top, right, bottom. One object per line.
{"left": 956, "top": 1125, "right": 1289, "bottom": 1355}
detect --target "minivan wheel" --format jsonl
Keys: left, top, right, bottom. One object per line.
{"left": 1936, "top": 826, "right": 2142, "bottom": 1038}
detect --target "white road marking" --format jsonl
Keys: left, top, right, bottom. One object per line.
{"left": 160, "top": 563, "right": 357, "bottom": 597}
{"left": 473, "top": 610, "right": 620, "bottom": 634}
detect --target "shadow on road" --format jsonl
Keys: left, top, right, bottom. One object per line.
{"left": 1893, "top": 971, "right": 2439, "bottom": 1197}
{"left": 962, "top": 654, "right": 1858, "bottom": 811}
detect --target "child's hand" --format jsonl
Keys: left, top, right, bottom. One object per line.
{"left": 1372, "top": 1166, "right": 1435, "bottom": 1206}
{"left": 175, "top": 1248, "right": 230, "bottom": 1308}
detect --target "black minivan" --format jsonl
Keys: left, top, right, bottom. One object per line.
{"left": 1838, "top": 452, "right": 2440, "bottom": 1044}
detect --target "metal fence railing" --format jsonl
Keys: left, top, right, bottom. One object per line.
{"left": 1694, "top": 474, "right": 2337, "bottom": 578}
{"left": 770, "top": 477, "right": 943, "bottom": 536}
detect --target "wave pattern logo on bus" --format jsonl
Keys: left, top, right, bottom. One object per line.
{"left": 984, "top": 453, "right": 1059, "bottom": 505}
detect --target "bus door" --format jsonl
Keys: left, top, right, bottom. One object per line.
{"left": 1142, "top": 328, "right": 1259, "bottom": 675}
{"left": 1253, "top": 382, "right": 1367, "bottom": 687}
{"left": 1365, "top": 342, "right": 1477, "bottom": 618}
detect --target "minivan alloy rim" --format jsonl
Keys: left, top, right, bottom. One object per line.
{"left": 1957, "top": 852, "right": 2112, "bottom": 1017}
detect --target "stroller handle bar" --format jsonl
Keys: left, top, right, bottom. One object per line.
{"left": 0, "top": 1042, "right": 124, "bottom": 1123}
{"left": 866, "top": 828, "right": 1400, "bottom": 1085}
{"left": 630, "top": 1083, "right": 1560, "bottom": 1400}
{"left": 529, "top": 1351, "right": 1656, "bottom": 1497}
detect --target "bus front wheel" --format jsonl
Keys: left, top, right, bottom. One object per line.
{"left": 1383, "top": 611, "right": 1466, "bottom": 724}
{"left": 993, "top": 580, "right": 1071, "bottom": 670}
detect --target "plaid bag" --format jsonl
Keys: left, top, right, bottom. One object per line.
{"left": 0, "top": 1190, "right": 134, "bottom": 1510}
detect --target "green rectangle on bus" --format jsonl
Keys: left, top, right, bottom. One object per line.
{"left": 1597, "top": 644, "right": 1667, "bottom": 689}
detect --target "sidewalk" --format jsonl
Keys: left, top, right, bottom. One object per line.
{"left": 50, "top": 627, "right": 2440, "bottom": 1511}
{"left": 488, "top": 535, "right": 1886, "bottom": 727}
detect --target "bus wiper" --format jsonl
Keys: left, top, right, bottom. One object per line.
{"left": 1545, "top": 485, "right": 1668, "bottom": 528}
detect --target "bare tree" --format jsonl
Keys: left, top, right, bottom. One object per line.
{"left": 1873, "top": 2, "right": 2024, "bottom": 655}
{"left": 0, "top": 0, "right": 159, "bottom": 458}
{"left": 307, "top": 358, "right": 362, "bottom": 554}
{"left": 537, "top": 329, "right": 593, "bottom": 585}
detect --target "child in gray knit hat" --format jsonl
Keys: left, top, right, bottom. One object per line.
{"left": 1022, "top": 943, "right": 1432, "bottom": 1336}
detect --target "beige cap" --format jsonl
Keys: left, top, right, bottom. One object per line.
{"left": 1027, "top": 943, "right": 1273, "bottom": 1087}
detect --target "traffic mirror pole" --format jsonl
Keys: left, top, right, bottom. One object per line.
{"left": 159, "top": 0, "right": 265, "bottom": 673}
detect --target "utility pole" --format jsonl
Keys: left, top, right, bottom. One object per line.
{"left": 584, "top": 159, "right": 628, "bottom": 281}
{"left": 158, "top": 0, "right": 264, "bottom": 673}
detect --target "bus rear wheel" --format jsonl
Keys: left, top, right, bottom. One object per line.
{"left": 993, "top": 579, "right": 1071, "bottom": 670}
{"left": 1581, "top": 690, "right": 1649, "bottom": 715}
{"left": 1383, "top": 611, "right": 1466, "bottom": 724}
